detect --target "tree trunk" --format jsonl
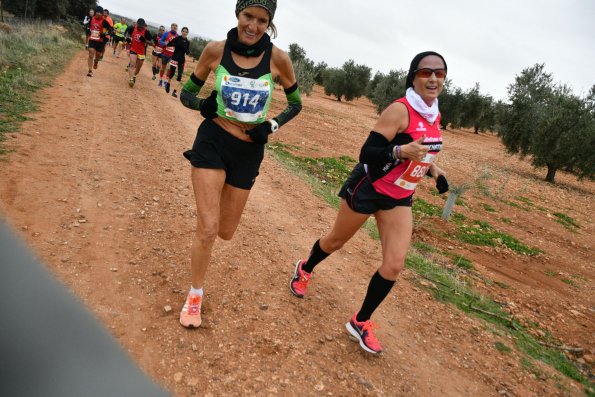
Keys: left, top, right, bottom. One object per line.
{"left": 545, "top": 166, "right": 557, "bottom": 183}
{"left": 441, "top": 192, "right": 458, "bottom": 220}
{"left": 474, "top": 125, "right": 479, "bottom": 134}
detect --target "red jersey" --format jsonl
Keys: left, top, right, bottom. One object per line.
{"left": 161, "top": 31, "right": 178, "bottom": 57}
{"left": 88, "top": 16, "right": 107, "bottom": 42}
{"left": 369, "top": 97, "right": 443, "bottom": 199}
{"left": 153, "top": 33, "right": 165, "bottom": 55}
{"left": 130, "top": 27, "right": 148, "bottom": 55}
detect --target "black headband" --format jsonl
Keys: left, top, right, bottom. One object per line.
{"left": 235, "top": 0, "right": 277, "bottom": 20}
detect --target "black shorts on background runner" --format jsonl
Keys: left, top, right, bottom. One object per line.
{"left": 88, "top": 40, "right": 105, "bottom": 52}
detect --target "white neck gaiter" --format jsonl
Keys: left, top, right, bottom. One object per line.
{"left": 406, "top": 87, "right": 439, "bottom": 124}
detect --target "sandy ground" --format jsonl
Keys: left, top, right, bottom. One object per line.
{"left": 0, "top": 49, "right": 593, "bottom": 396}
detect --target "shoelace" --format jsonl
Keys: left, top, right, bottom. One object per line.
{"left": 360, "top": 321, "right": 381, "bottom": 345}
{"left": 185, "top": 296, "right": 201, "bottom": 315}
{"left": 361, "top": 320, "right": 379, "bottom": 333}
{"left": 296, "top": 269, "right": 311, "bottom": 287}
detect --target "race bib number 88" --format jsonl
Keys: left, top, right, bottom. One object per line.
{"left": 394, "top": 153, "right": 436, "bottom": 190}
{"left": 221, "top": 75, "right": 270, "bottom": 123}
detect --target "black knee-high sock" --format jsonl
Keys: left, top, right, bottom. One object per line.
{"left": 356, "top": 271, "right": 395, "bottom": 322}
{"left": 301, "top": 239, "right": 330, "bottom": 273}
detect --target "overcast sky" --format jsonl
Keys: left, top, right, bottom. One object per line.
{"left": 98, "top": 0, "right": 594, "bottom": 101}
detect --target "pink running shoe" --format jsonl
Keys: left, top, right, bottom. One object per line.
{"left": 289, "top": 259, "right": 311, "bottom": 298}
{"left": 345, "top": 313, "right": 383, "bottom": 354}
{"left": 179, "top": 294, "right": 202, "bottom": 328}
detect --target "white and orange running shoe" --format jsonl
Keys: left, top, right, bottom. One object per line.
{"left": 179, "top": 293, "right": 202, "bottom": 328}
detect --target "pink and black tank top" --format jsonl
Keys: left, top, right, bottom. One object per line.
{"left": 366, "top": 97, "right": 443, "bottom": 199}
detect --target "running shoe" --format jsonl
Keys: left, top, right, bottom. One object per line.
{"left": 151, "top": 75, "right": 156, "bottom": 80}
{"left": 345, "top": 314, "right": 383, "bottom": 354}
{"left": 158, "top": 79, "right": 163, "bottom": 87}
{"left": 172, "top": 90, "right": 178, "bottom": 98}
{"left": 289, "top": 259, "right": 311, "bottom": 298}
{"left": 128, "top": 78, "right": 134, "bottom": 88}
{"left": 86, "top": 71, "right": 93, "bottom": 77}
{"left": 132, "top": 76, "right": 136, "bottom": 83}
{"left": 180, "top": 293, "right": 202, "bottom": 328}
{"left": 164, "top": 81, "right": 170, "bottom": 93}
{"left": 125, "top": 65, "right": 129, "bottom": 72}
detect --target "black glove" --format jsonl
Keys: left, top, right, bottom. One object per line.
{"left": 436, "top": 175, "right": 449, "bottom": 194}
{"left": 245, "top": 122, "right": 273, "bottom": 144}
{"left": 199, "top": 90, "right": 218, "bottom": 119}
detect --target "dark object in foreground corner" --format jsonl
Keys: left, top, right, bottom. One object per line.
{"left": 0, "top": 218, "right": 171, "bottom": 397}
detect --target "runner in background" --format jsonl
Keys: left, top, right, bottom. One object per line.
{"left": 126, "top": 18, "right": 153, "bottom": 88}
{"left": 163, "top": 26, "right": 190, "bottom": 97}
{"left": 100, "top": 9, "right": 114, "bottom": 61}
{"left": 112, "top": 17, "right": 128, "bottom": 57}
{"left": 151, "top": 26, "right": 166, "bottom": 81}
{"left": 124, "top": 21, "right": 136, "bottom": 72}
{"left": 86, "top": 6, "right": 112, "bottom": 77}
{"left": 83, "top": 8, "right": 94, "bottom": 48}
{"left": 157, "top": 23, "right": 178, "bottom": 87}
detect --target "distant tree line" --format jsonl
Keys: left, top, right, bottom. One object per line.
{"left": 1, "top": 0, "right": 97, "bottom": 21}
{"left": 287, "top": 43, "right": 594, "bottom": 183}
{"left": 0, "top": 2, "right": 591, "bottom": 184}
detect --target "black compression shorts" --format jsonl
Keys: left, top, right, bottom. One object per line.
{"left": 183, "top": 119, "right": 265, "bottom": 190}
{"left": 88, "top": 40, "right": 105, "bottom": 52}
{"left": 338, "top": 163, "right": 413, "bottom": 214}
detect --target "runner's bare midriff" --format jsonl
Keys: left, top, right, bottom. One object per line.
{"left": 213, "top": 117, "right": 255, "bottom": 142}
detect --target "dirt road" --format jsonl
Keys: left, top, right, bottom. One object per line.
{"left": 0, "top": 50, "right": 592, "bottom": 396}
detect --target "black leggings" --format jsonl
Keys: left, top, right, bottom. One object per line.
{"left": 167, "top": 61, "right": 184, "bottom": 81}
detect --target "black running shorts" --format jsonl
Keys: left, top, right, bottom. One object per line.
{"left": 338, "top": 163, "right": 413, "bottom": 214}
{"left": 88, "top": 40, "right": 105, "bottom": 52}
{"left": 183, "top": 119, "right": 265, "bottom": 190}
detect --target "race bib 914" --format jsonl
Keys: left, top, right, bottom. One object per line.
{"left": 220, "top": 75, "right": 271, "bottom": 123}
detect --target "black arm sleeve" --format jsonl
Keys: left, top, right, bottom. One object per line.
{"left": 103, "top": 20, "right": 113, "bottom": 33}
{"left": 359, "top": 131, "right": 396, "bottom": 165}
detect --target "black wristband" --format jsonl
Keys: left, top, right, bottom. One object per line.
{"left": 190, "top": 73, "right": 205, "bottom": 86}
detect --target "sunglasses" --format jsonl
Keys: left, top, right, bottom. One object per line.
{"left": 414, "top": 68, "right": 447, "bottom": 79}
